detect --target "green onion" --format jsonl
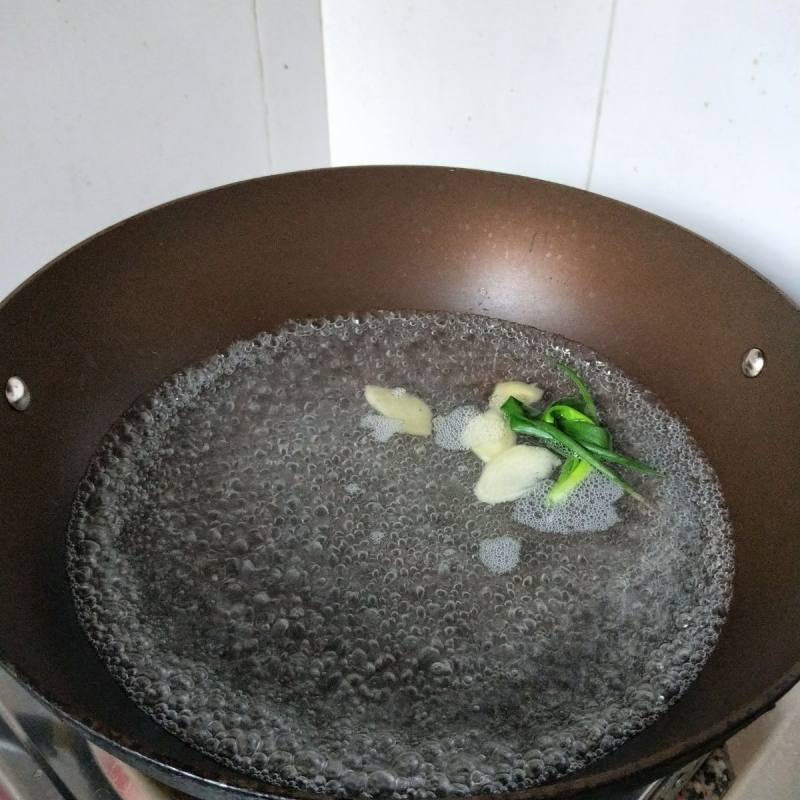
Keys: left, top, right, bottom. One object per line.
{"left": 556, "top": 418, "right": 611, "bottom": 449}
{"left": 555, "top": 362, "right": 599, "bottom": 422}
{"left": 502, "top": 401, "right": 650, "bottom": 507}
{"left": 500, "top": 365, "right": 658, "bottom": 510}
{"left": 548, "top": 457, "right": 593, "bottom": 505}
{"left": 540, "top": 403, "right": 596, "bottom": 426}
{"left": 579, "top": 442, "right": 660, "bottom": 476}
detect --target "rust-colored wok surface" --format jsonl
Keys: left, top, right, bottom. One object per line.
{"left": 0, "top": 167, "right": 798, "bottom": 799}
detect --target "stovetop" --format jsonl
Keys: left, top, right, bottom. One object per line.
{"left": 0, "top": 665, "right": 704, "bottom": 800}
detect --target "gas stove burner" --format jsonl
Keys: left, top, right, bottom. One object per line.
{"left": 90, "top": 744, "right": 177, "bottom": 799}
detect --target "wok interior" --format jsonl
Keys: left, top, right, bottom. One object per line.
{"left": 66, "top": 310, "right": 735, "bottom": 795}
{"left": 0, "top": 167, "right": 798, "bottom": 798}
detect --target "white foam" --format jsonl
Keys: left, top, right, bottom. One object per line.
{"left": 432, "top": 405, "right": 479, "bottom": 450}
{"left": 360, "top": 413, "right": 403, "bottom": 442}
{"left": 513, "top": 469, "right": 624, "bottom": 533}
{"left": 479, "top": 536, "right": 521, "bottom": 574}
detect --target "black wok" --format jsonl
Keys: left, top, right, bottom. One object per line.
{"left": 0, "top": 167, "right": 798, "bottom": 798}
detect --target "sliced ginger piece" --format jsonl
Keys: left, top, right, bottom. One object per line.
{"left": 364, "top": 385, "right": 432, "bottom": 437}
{"left": 489, "top": 381, "right": 543, "bottom": 410}
{"left": 462, "top": 408, "right": 516, "bottom": 462}
{"left": 474, "top": 445, "right": 560, "bottom": 504}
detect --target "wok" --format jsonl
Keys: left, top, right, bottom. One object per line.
{"left": 0, "top": 166, "right": 798, "bottom": 799}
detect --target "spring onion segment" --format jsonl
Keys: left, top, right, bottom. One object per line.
{"left": 500, "top": 364, "right": 659, "bottom": 507}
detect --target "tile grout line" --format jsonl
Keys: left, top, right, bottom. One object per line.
{"left": 317, "top": 0, "right": 333, "bottom": 167}
{"left": 585, "top": 0, "right": 619, "bottom": 190}
{"left": 252, "top": 0, "right": 274, "bottom": 174}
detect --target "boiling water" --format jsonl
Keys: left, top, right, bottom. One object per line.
{"left": 67, "top": 312, "right": 733, "bottom": 798}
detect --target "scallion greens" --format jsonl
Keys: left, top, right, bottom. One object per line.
{"left": 499, "top": 365, "right": 658, "bottom": 508}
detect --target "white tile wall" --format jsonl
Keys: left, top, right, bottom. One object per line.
{"left": 591, "top": 0, "right": 800, "bottom": 304}
{"left": 727, "top": 683, "right": 800, "bottom": 800}
{"left": 321, "top": 0, "right": 614, "bottom": 187}
{"left": 255, "top": 0, "right": 329, "bottom": 173}
{"left": 0, "top": 0, "right": 329, "bottom": 303}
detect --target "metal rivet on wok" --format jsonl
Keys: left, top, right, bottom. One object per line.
{"left": 741, "top": 348, "right": 765, "bottom": 378}
{"left": 5, "top": 376, "right": 31, "bottom": 411}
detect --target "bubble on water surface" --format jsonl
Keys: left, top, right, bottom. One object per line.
{"left": 433, "top": 406, "right": 479, "bottom": 451}
{"left": 479, "top": 537, "right": 521, "bottom": 574}
{"left": 360, "top": 413, "right": 403, "bottom": 442}
{"left": 514, "top": 471, "right": 624, "bottom": 534}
